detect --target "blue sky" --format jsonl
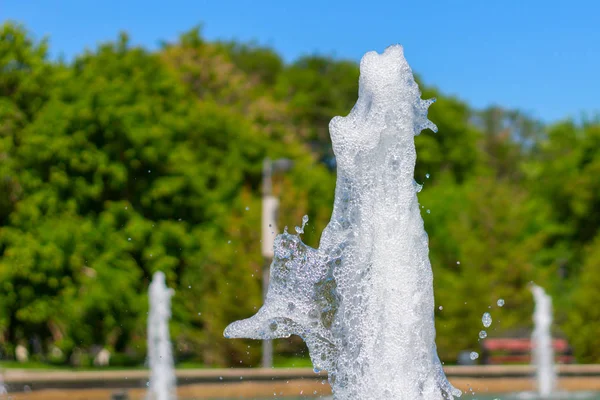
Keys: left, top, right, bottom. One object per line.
{"left": 2, "top": 0, "right": 599, "bottom": 123}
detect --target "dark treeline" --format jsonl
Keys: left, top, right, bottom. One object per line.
{"left": 0, "top": 22, "right": 599, "bottom": 367}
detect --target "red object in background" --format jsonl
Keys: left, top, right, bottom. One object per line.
{"left": 481, "top": 338, "right": 575, "bottom": 365}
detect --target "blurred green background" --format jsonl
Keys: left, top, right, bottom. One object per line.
{"left": 0, "top": 20, "right": 599, "bottom": 371}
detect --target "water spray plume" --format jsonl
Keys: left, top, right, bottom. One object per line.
{"left": 147, "top": 271, "right": 177, "bottom": 400}
{"left": 226, "top": 45, "right": 459, "bottom": 399}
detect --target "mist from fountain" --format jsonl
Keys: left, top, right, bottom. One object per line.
{"left": 147, "top": 271, "right": 177, "bottom": 400}
{"left": 225, "top": 45, "right": 460, "bottom": 399}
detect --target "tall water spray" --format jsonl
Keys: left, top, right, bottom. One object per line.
{"left": 530, "top": 284, "right": 556, "bottom": 398}
{"left": 147, "top": 271, "right": 177, "bottom": 400}
{"left": 225, "top": 46, "right": 460, "bottom": 399}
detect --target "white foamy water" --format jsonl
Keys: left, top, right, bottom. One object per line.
{"left": 531, "top": 284, "right": 556, "bottom": 398}
{"left": 225, "top": 45, "right": 459, "bottom": 399}
{"left": 147, "top": 271, "right": 177, "bottom": 400}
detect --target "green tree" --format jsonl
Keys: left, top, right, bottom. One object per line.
{"left": 563, "top": 233, "right": 600, "bottom": 362}
{"left": 525, "top": 121, "right": 600, "bottom": 275}
{"left": 0, "top": 24, "right": 338, "bottom": 366}
{"left": 420, "top": 174, "right": 552, "bottom": 361}
{"left": 0, "top": 22, "right": 55, "bottom": 225}
{"left": 416, "top": 87, "right": 481, "bottom": 182}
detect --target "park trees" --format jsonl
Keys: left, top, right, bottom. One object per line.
{"left": 0, "top": 24, "right": 335, "bottom": 366}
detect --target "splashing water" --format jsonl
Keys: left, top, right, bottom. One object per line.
{"left": 147, "top": 272, "right": 177, "bottom": 400}
{"left": 225, "top": 45, "right": 460, "bottom": 399}
{"left": 530, "top": 284, "right": 556, "bottom": 398}
{"left": 482, "top": 312, "right": 492, "bottom": 328}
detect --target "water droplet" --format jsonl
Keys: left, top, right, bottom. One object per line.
{"left": 227, "top": 240, "right": 231, "bottom": 244}
{"left": 438, "top": 306, "right": 443, "bottom": 310}
{"left": 497, "top": 299, "right": 505, "bottom": 307}
{"left": 295, "top": 215, "right": 310, "bottom": 234}
{"left": 245, "top": 207, "right": 249, "bottom": 211}
{"left": 426, "top": 173, "right": 430, "bottom": 179}
{"left": 127, "top": 238, "right": 131, "bottom": 241}
{"left": 456, "top": 261, "right": 461, "bottom": 265}
{"left": 479, "top": 330, "right": 487, "bottom": 339}
{"left": 469, "top": 351, "right": 479, "bottom": 360}
{"left": 426, "top": 209, "right": 431, "bottom": 214}
{"left": 482, "top": 312, "right": 492, "bottom": 328}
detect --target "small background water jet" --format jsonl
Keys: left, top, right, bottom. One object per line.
{"left": 225, "top": 45, "right": 460, "bottom": 399}
{"left": 147, "top": 271, "right": 177, "bottom": 400}
{"left": 0, "top": 368, "right": 6, "bottom": 395}
{"left": 531, "top": 284, "right": 556, "bottom": 398}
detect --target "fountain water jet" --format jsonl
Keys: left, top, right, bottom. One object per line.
{"left": 147, "top": 271, "right": 177, "bottom": 400}
{"left": 530, "top": 284, "right": 556, "bottom": 398}
{"left": 0, "top": 369, "right": 6, "bottom": 395}
{"left": 225, "top": 45, "right": 460, "bottom": 399}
